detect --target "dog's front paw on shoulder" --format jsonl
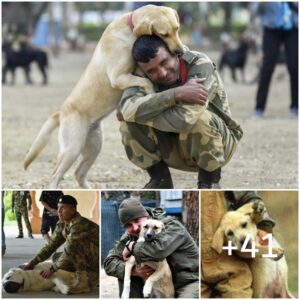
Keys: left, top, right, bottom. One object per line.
{"left": 251, "top": 200, "right": 266, "bottom": 223}
{"left": 272, "top": 247, "right": 284, "bottom": 261}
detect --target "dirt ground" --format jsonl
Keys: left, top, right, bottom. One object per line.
{"left": 2, "top": 47, "right": 298, "bottom": 189}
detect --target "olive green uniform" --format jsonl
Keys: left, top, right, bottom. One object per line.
{"left": 120, "top": 50, "right": 243, "bottom": 172}
{"left": 104, "top": 208, "right": 199, "bottom": 298}
{"left": 12, "top": 191, "right": 32, "bottom": 236}
{"left": 29, "top": 212, "right": 99, "bottom": 276}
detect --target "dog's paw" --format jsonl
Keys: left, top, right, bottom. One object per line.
{"left": 143, "top": 282, "right": 153, "bottom": 298}
{"left": 121, "top": 283, "right": 130, "bottom": 299}
{"left": 251, "top": 200, "right": 266, "bottom": 223}
{"left": 272, "top": 247, "right": 285, "bottom": 261}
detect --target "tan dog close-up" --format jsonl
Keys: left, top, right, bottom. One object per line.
{"left": 211, "top": 201, "right": 293, "bottom": 298}
{"left": 23, "top": 5, "right": 184, "bottom": 188}
{"left": 122, "top": 219, "right": 174, "bottom": 299}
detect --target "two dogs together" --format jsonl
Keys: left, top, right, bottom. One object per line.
{"left": 23, "top": 5, "right": 184, "bottom": 188}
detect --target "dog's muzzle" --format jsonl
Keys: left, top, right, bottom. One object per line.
{"left": 2, "top": 281, "right": 22, "bottom": 293}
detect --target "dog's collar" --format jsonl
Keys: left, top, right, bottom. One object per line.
{"left": 127, "top": 12, "right": 134, "bottom": 31}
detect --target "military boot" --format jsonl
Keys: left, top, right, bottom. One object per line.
{"left": 28, "top": 233, "right": 34, "bottom": 239}
{"left": 68, "top": 271, "right": 91, "bottom": 294}
{"left": 143, "top": 161, "right": 173, "bottom": 189}
{"left": 198, "top": 168, "right": 221, "bottom": 189}
{"left": 16, "top": 235, "right": 23, "bottom": 238}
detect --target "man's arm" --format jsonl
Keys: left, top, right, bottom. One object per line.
{"left": 103, "top": 241, "right": 126, "bottom": 279}
{"left": 120, "top": 80, "right": 209, "bottom": 133}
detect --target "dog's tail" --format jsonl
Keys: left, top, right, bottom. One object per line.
{"left": 23, "top": 111, "right": 60, "bottom": 170}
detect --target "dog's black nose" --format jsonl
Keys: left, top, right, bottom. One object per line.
{"left": 3, "top": 281, "right": 21, "bottom": 293}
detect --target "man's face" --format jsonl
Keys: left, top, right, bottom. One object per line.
{"left": 125, "top": 216, "right": 149, "bottom": 237}
{"left": 138, "top": 47, "right": 179, "bottom": 86}
{"left": 57, "top": 203, "right": 76, "bottom": 223}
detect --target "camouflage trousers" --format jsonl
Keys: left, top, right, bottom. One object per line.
{"left": 53, "top": 240, "right": 99, "bottom": 274}
{"left": 15, "top": 208, "right": 32, "bottom": 236}
{"left": 120, "top": 110, "right": 242, "bottom": 172}
{"left": 53, "top": 241, "right": 99, "bottom": 287}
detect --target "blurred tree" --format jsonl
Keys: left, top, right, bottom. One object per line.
{"left": 182, "top": 191, "right": 199, "bottom": 244}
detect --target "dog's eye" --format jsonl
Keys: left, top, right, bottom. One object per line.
{"left": 153, "top": 226, "right": 158, "bottom": 230}
{"left": 161, "top": 33, "right": 169, "bottom": 38}
{"left": 227, "top": 230, "right": 234, "bottom": 236}
{"left": 144, "top": 225, "right": 148, "bottom": 229}
{"left": 241, "top": 222, "right": 247, "bottom": 228}
{"left": 6, "top": 276, "right": 10, "bottom": 280}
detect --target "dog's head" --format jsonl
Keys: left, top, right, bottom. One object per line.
{"left": 139, "top": 219, "right": 165, "bottom": 242}
{"left": 212, "top": 211, "right": 257, "bottom": 253}
{"left": 2, "top": 268, "right": 25, "bottom": 293}
{"left": 133, "top": 5, "right": 184, "bottom": 54}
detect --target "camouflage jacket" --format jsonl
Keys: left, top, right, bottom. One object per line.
{"left": 120, "top": 50, "right": 242, "bottom": 140}
{"left": 12, "top": 191, "right": 32, "bottom": 211}
{"left": 104, "top": 207, "right": 199, "bottom": 290}
{"left": 29, "top": 212, "right": 99, "bottom": 271}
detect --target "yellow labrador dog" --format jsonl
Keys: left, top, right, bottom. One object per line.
{"left": 24, "top": 5, "right": 184, "bottom": 188}
{"left": 122, "top": 219, "right": 174, "bottom": 299}
{"left": 212, "top": 201, "right": 293, "bottom": 298}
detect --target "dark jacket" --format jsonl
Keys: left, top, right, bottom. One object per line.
{"left": 104, "top": 207, "right": 199, "bottom": 290}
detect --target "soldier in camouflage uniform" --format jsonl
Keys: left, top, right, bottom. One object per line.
{"left": 11, "top": 191, "right": 33, "bottom": 238}
{"left": 119, "top": 35, "right": 243, "bottom": 188}
{"left": 104, "top": 198, "right": 199, "bottom": 298}
{"left": 20, "top": 195, "right": 99, "bottom": 294}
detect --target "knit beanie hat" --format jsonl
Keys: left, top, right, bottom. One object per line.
{"left": 118, "top": 199, "right": 149, "bottom": 225}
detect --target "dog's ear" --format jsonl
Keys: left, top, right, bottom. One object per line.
{"left": 172, "top": 9, "right": 180, "bottom": 24}
{"left": 133, "top": 19, "right": 153, "bottom": 36}
{"left": 211, "top": 227, "right": 224, "bottom": 254}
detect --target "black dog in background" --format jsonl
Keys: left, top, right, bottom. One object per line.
{"left": 2, "top": 42, "right": 48, "bottom": 85}
{"left": 218, "top": 39, "right": 250, "bottom": 83}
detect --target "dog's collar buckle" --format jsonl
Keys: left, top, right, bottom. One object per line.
{"left": 127, "top": 13, "right": 134, "bottom": 31}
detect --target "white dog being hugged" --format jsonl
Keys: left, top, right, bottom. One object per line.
{"left": 122, "top": 219, "right": 175, "bottom": 299}
{"left": 23, "top": 4, "right": 184, "bottom": 189}
{"left": 211, "top": 200, "right": 294, "bottom": 298}
{"left": 2, "top": 261, "right": 76, "bottom": 295}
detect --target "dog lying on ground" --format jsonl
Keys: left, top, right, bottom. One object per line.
{"left": 2, "top": 42, "right": 48, "bottom": 85}
{"left": 2, "top": 261, "right": 75, "bottom": 294}
{"left": 122, "top": 219, "right": 175, "bottom": 299}
{"left": 212, "top": 201, "right": 294, "bottom": 298}
{"left": 23, "top": 5, "right": 184, "bottom": 188}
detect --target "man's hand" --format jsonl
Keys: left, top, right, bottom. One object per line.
{"left": 19, "top": 263, "right": 34, "bottom": 270}
{"left": 50, "top": 208, "right": 58, "bottom": 216}
{"left": 122, "top": 241, "right": 135, "bottom": 261}
{"left": 40, "top": 268, "right": 55, "bottom": 278}
{"left": 132, "top": 265, "right": 155, "bottom": 280}
{"left": 175, "top": 78, "right": 208, "bottom": 105}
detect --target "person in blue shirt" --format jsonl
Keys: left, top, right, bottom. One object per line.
{"left": 252, "top": 2, "right": 298, "bottom": 118}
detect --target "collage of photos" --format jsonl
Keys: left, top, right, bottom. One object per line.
{"left": 1, "top": 1, "right": 299, "bottom": 300}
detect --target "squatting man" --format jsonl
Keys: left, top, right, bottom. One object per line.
{"left": 19, "top": 195, "right": 99, "bottom": 293}
{"left": 119, "top": 35, "right": 243, "bottom": 188}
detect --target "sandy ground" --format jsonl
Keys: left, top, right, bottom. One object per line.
{"left": 2, "top": 48, "right": 298, "bottom": 189}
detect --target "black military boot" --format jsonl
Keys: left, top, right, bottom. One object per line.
{"left": 144, "top": 161, "right": 174, "bottom": 189}
{"left": 16, "top": 235, "right": 23, "bottom": 238}
{"left": 28, "top": 233, "right": 34, "bottom": 239}
{"left": 198, "top": 168, "right": 221, "bottom": 189}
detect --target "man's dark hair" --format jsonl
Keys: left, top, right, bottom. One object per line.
{"left": 132, "top": 35, "right": 170, "bottom": 63}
